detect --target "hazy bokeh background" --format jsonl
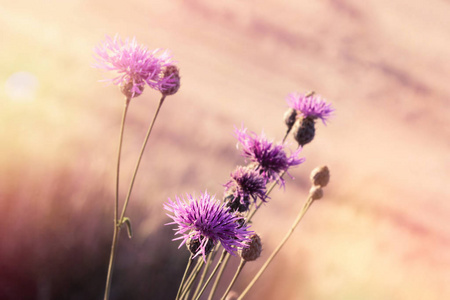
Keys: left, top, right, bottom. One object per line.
{"left": 1, "top": 0, "right": 450, "bottom": 299}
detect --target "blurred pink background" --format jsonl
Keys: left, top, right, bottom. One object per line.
{"left": 1, "top": 0, "right": 450, "bottom": 299}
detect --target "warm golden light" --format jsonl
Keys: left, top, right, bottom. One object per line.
{"left": 4, "top": 71, "right": 39, "bottom": 103}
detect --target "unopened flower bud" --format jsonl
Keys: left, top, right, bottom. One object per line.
{"left": 310, "top": 165, "right": 330, "bottom": 187}
{"left": 239, "top": 233, "right": 262, "bottom": 261}
{"left": 309, "top": 186, "right": 323, "bottom": 200}
{"left": 284, "top": 108, "right": 297, "bottom": 130}
{"left": 292, "top": 116, "right": 316, "bottom": 146}
{"left": 160, "top": 65, "right": 180, "bottom": 96}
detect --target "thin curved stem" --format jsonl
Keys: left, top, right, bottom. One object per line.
{"left": 282, "top": 128, "right": 291, "bottom": 143}
{"left": 119, "top": 95, "right": 166, "bottom": 223}
{"left": 237, "top": 195, "right": 315, "bottom": 300}
{"left": 246, "top": 169, "right": 286, "bottom": 223}
{"left": 221, "top": 259, "right": 246, "bottom": 300}
{"left": 103, "top": 97, "right": 131, "bottom": 300}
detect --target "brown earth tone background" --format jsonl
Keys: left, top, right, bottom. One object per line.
{"left": 1, "top": 0, "right": 450, "bottom": 299}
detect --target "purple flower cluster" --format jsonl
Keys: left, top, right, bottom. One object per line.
{"left": 224, "top": 166, "right": 268, "bottom": 211}
{"left": 235, "top": 126, "right": 305, "bottom": 187}
{"left": 94, "top": 35, "right": 176, "bottom": 98}
{"left": 164, "top": 191, "right": 252, "bottom": 261}
{"left": 286, "top": 92, "right": 334, "bottom": 124}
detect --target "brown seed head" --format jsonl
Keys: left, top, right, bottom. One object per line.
{"left": 239, "top": 233, "right": 262, "bottom": 261}
{"left": 310, "top": 165, "right": 330, "bottom": 187}
{"left": 292, "top": 116, "right": 316, "bottom": 146}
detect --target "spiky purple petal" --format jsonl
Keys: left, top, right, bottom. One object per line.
{"left": 235, "top": 126, "right": 305, "bottom": 187}
{"left": 286, "top": 92, "right": 334, "bottom": 125}
{"left": 164, "top": 191, "right": 252, "bottom": 261}
{"left": 93, "top": 34, "right": 175, "bottom": 97}
{"left": 224, "top": 166, "right": 268, "bottom": 207}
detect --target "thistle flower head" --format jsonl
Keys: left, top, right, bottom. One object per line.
{"left": 224, "top": 166, "right": 267, "bottom": 210}
{"left": 235, "top": 126, "right": 305, "bottom": 187}
{"left": 93, "top": 34, "right": 174, "bottom": 98}
{"left": 164, "top": 191, "right": 252, "bottom": 261}
{"left": 286, "top": 92, "right": 334, "bottom": 125}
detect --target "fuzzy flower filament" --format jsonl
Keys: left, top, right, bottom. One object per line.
{"left": 94, "top": 35, "right": 176, "bottom": 98}
{"left": 235, "top": 126, "right": 305, "bottom": 187}
{"left": 164, "top": 192, "right": 252, "bottom": 261}
{"left": 286, "top": 92, "right": 334, "bottom": 125}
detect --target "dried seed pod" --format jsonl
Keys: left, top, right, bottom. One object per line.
{"left": 309, "top": 186, "right": 323, "bottom": 200}
{"left": 310, "top": 165, "right": 330, "bottom": 187}
{"left": 292, "top": 116, "right": 316, "bottom": 146}
{"left": 239, "top": 233, "right": 262, "bottom": 261}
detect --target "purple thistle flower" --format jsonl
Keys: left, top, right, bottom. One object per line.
{"left": 286, "top": 92, "right": 334, "bottom": 125}
{"left": 235, "top": 126, "right": 305, "bottom": 187}
{"left": 93, "top": 34, "right": 175, "bottom": 98}
{"left": 164, "top": 191, "right": 252, "bottom": 261}
{"left": 224, "top": 166, "right": 268, "bottom": 210}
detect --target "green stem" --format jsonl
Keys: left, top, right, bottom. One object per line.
{"left": 221, "top": 259, "right": 246, "bottom": 300}
{"left": 103, "top": 97, "right": 130, "bottom": 300}
{"left": 119, "top": 95, "right": 166, "bottom": 224}
{"left": 237, "top": 195, "right": 315, "bottom": 300}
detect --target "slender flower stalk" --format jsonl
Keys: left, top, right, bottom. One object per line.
{"left": 175, "top": 254, "right": 194, "bottom": 300}
{"left": 237, "top": 194, "right": 314, "bottom": 300}
{"left": 237, "top": 166, "right": 330, "bottom": 299}
{"left": 119, "top": 95, "right": 166, "bottom": 223}
{"left": 192, "top": 250, "right": 215, "bottom": 299}
{"left": 103, "top": 97, "right": 130, "bottom": 300}
{"left": 208, "top": 251, "right": 231, "bottom": 300}
{"left": 194, "top": 250, "right": 228, "bottom": 300}
{"left": 95, "top": 34, "right": 180, "bottom": 300}
{"left": 179, "top": 259, "right": 205, "bottom": 300}
{"left": 103, "top": 95, "right": 167, "bottom": 300}
{"left": 221, "top": 259, "right": 246, "bottom": 300}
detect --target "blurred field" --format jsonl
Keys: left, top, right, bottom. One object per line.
{"left": 1, "top": 0, "right": 450, "bottom": 299}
